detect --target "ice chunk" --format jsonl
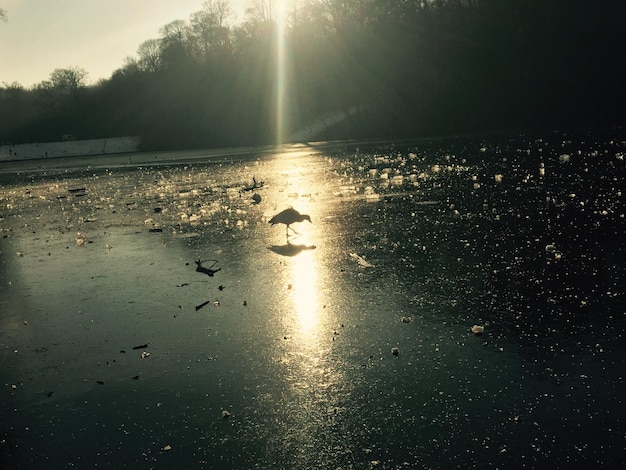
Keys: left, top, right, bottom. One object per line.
{"left": 75, "top": 232, "right": 86, "bottom": 247}
{"left": 545, "top": 244, "right": 557, "bottom": 253}
{"left": 471, "top": 325, "right": 484, "bottom": 335}
{"left": 349, "top": 253, "right": 373, "bottom": 267}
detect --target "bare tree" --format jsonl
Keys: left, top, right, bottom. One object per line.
{"left": 245, "top": 0, "right": 276, "bottom": 23}
{"left": 137, "top": 38, "right": 162, "bottom": 72}
{"left": 121, "top": 55, "right": 141, "bottom": 73}
{"left": 319, "top": 0, "right": 367, "bottom": 32}
{"left": 49, "top": 66, "right": 89, "bottom": 92}
{"left": 190, "top": 0, "right": 232, "bottom": 57}
{"left": 33, "top": 80, "right": 57, "bottom": 110}
{"left": 159, "top": 19, "right": 191, "bottom": 69}
{"left": 207, "top": 0, "right": 231, "bottom": 27}
{"left": 159, "top": 19, "right": 189, "bottom": 45}
{"left": 2, "top": 81, "right": 23, "bottom": 91}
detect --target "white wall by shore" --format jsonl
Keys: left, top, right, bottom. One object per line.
{"left": 0, "top": 136, "right": 140, "bottom": 162}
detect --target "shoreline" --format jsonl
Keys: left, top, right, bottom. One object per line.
{"left": 0, "top": 136, "right": 140, "bottom": 162}
{"left": 3, "top": 126, "right": 623, "bottom": 176}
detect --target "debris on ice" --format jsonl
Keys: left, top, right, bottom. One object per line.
{"left": 350, "top": 253, "right": 373, "bottom": 267}
{"left": 471, "top": 325, "right": 485, "bottom": 335}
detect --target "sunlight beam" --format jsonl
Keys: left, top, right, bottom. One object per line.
{"left": 275, "top": 0, "right": 288, "bottom": 146}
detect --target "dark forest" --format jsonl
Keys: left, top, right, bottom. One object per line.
{"left": 1, "top": 0, "right": 624, "bottom": 150}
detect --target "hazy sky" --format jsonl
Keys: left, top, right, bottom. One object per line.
{"left": 0, "top": 0, "right": 249, "bottom": 88}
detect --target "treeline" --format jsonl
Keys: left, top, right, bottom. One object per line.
{"left": 1, "top": 0, "right": 624, "bottom": 150}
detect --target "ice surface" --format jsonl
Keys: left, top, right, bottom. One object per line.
{"left": 1, "top": 132, "right": 625, "bottom": 468}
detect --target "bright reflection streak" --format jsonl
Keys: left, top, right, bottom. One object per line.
{"left": 265, "top": 150, "right": 349, "bottom": 456}
{"left": 275, "top": 0, "right": 288, "bottom": 145}
{"left": 267, "top": 149, "right": 326, "bottom": 351}
{"left": 289, "top": 250, "right": 320, "bottom": 338}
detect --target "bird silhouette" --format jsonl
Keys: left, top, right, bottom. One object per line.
{"left": 269, "top": 207, "right": 311, "bottom": 237}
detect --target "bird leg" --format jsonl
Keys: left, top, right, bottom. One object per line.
{"left": 286, "top": 225, "right": 301, "bottom": 240}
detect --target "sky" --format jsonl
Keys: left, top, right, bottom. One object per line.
{"left": 0, "top": 0, "right": 249, "bottom": 88}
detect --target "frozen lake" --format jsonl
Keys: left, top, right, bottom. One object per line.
{"left": 1, "top": 132, "right": 625, "bottom": 468}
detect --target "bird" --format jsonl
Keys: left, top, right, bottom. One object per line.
{"left": 269, "top": 207, "right": 311, "bottom": 237}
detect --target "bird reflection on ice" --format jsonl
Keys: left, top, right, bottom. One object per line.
{"left": 268, "top": 242, "right": 316, "bottom": 257}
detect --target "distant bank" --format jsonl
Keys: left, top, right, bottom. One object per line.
{"left": 0, "top": 110, "right": 360, "bottom": 163}
{"left": 0, "top": 137, "right": 140, "bottom": 162}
